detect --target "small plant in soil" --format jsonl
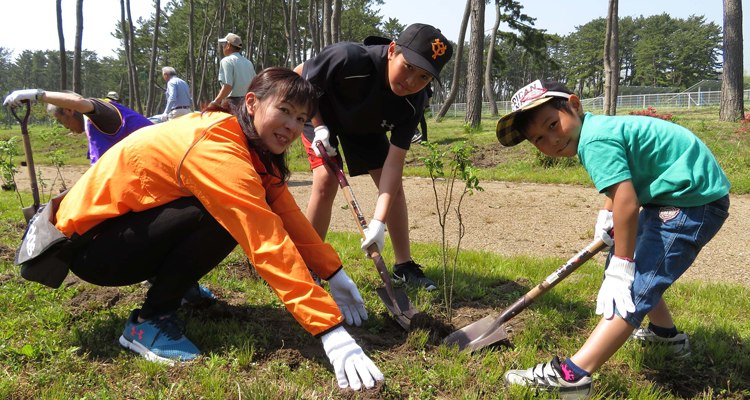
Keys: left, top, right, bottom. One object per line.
{"left": 420, "top": 141, "right": 483, "bottom": 322}
{"left": 48, "top": 149, "right": 68, "bottom": 193}
{"left": 0, "top": 137, "right": 23, "bottom": 206}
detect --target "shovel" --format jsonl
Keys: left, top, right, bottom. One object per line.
{"left": 314, "top": 141, "right": 418, "bottom": 330}
{"left": 444, "top": 237, "right": 608, "bottom": 352}
{"left": 10, "top": 100, "right": 41, "bottom": 222}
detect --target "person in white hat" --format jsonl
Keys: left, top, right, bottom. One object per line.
{"left": 212, "top": 33, "right": 256, "bottom": 108}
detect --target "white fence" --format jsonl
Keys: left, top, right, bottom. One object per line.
{"left": 429, "top": 90, "right": 750, "bottom": 118}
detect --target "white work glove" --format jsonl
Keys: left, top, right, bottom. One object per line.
{"left": 596, "top": 256, "right": 636, "bottom": 319}
{"left": 3, "top": 89, "right": 44, "bottom": 108}
{"left": 594, "top": 209, "right": 614, "bottom": 249}
{"left": 322, "top": 326, "right": 384, "bottom": 390}
{"left": 360, "top": 219, "right": 385, "bottom": 256}
{"left": 160, "top": 113, "right": 168, "bottom": 122}
{"left": 312, "top": 125, "right": 337, "bottom": 158}
{"left": 328, "top": 269, "right": 368, "bottom": 326}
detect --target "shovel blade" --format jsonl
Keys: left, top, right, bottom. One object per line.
{"left": 444, "top": 315, "right": 508, "bottom": 352}
{"left": 375, "top": 286, "right": 417, "bottom": 330}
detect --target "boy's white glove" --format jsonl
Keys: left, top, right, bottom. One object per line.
{"left": 328, "top": 269, "right": 368, "bottom": 326}
{"left": 322, "top": 327, "right": 384, "bottom": 390}
{"left": 360, "top": 219, "right": 385, "bottom": 256}
{"left": 312, "top": 125, "right": 337, "bottom": 157}
{"left": 596, "top": 256, "right": 636, "bottom": 319}
{"left": 3, "top": 89, "right": 44, "bottom": 107}
{"left": 594, "top": 209, "right": 614, "bottom": 249}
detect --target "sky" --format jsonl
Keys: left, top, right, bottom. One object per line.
{"left": 1, "top": 0, "right": 747, "bottom": 72}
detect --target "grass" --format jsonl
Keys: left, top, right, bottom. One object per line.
{"left": 4, "top": 105, "right": 748, "bottom": 192}
{"left": 0, "top": 223, "right": 748, "bottom": 398}
{"left": 0, "top": 108, "right": 748, "bottom": 398}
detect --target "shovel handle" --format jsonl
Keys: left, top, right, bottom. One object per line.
{"left": 479, "top": 238, "right": 608, "bottom": 339}
{"left": 11, "top": 100, "right": 40, "bottom": 209}
{"left": 314, "top": 141, "right": 401, "bottom": 304}
{"left": 10, "top": 100, "right": 31, "bottom": 125}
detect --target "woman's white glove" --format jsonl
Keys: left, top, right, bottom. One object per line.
{"left": 360, "top": 219, "right": 385, "bottom": 256}
{"left": 322, "top": 327, "right": 384, "bottom": 390}
{"left": 312, "top": 125, "right": 337, "bottom": 158}
{"left": 594, "top": 209, "right": 614, "bottom": 249}
{"left": 596, "top": 256, "right": 636, "bottom": 319}
{"left": 328, "top": 270, "right": 368, "bottom": 326}
{"left": 3, "top": 89, "right": 44, "bottom": 107}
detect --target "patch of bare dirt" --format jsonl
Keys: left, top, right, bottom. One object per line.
{"left": 63, "top": 275, "right": 146, "bottom": 314}
{"left": 17, "top": 164, "right": 749, "bottom": 288}
{"left": 286, "top": 171, "right": 750, "bottom": 288}
{"left": 0, "top": 243, "right": 16, "bottom": 262}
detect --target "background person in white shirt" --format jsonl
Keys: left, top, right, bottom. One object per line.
{"left": 212, "top": 33, "right": 256, "bottom": 108}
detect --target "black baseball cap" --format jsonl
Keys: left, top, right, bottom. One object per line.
{"left": 396, "top": 24, "right": 453, "bottom": 85}
{"left": 496, "top": 80, "right": 574, "bottom": 146}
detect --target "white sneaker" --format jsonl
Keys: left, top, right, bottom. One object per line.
{"left": 504, "top": 356, "right": 593, "bottom": 400}
{"left": 631, "top": 327, "right": 691, "bottom": 358}
{"left": 411, "top": 130, "right": 423, "bottom": 144}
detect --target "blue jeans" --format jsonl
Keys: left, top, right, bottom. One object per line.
{"left": 606, "top": 195, "right": 730, "bottom": 328}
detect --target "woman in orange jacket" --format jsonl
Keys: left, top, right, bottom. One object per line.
{"left": 53, "top": 67, "right": 383, "bottom": 390}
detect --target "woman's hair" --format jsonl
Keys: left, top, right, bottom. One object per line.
{"left": 203, "top": 67, "right": 318, "bottom": 183}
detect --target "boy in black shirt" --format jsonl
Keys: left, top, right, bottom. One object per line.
{"left": 295, "top": 24, "right": 452, "bottom": 289}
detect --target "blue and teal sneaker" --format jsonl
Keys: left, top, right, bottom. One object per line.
{"left": 119, "top": 309, "right": 201, "bottom": 364}
{"left": 181, "top": 282, "right": 216, "bottom": 305}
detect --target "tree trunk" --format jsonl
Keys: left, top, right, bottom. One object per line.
{"left": 484, "top": 0, "right": 501, "bottom": 116}
{"left": 146, "top": 0, "right": 161, "bottom": 117}
{"left": 125, "top": 0, "right": 143, "bottom": 114}
{"left": 291, "top": 0, "right": 298, "bottom": 66}
{"left": 308, "top": 0, "right": 317, "bottom": 57}
{"left": 72, "top": 0, "right": 83, "bottom": 95}
{"left": 56, "top": 0, "right": 67, "bottom": 91}
{"left": 254, "top": 0, "right": 266, "bottom": 67}
{"left": 188, "top": 0, "right": 197, "bottom": 109}
{"left": 720, "top": 0, "right": 745, "bottom": 122}
{"left": 120, "top": 0, "right": 133, "bottom": 107}
{"left": 465, "top": 0, "right": 485, "bottom": 128}
{"left": 314, "top": 0, "right": 321, "bottom": 54}
{"left": 197, "top": 9, "right": 219, "bottom": 105}
{"left": 603, "top": 0, "right": 619, "bottom": 116}
{"left": 280, "top": 0, "right": 295, "bottom": 68}
{"left": 322, "top": 0, "right": 332, "bottom": 47}
{"left": 331, "top": 0, "right": 341, "bottom": 43}
{"left": 435, "top": 0, "right": 471, "bottom": 121}
{"left": 246, "top": 0, "right": 256, "bottom": 65}
{"left": 218, "top": 0, "right": 226, "bottom": 38}
{"left": 262, "top": 3, "right": 273, "bottom": 68}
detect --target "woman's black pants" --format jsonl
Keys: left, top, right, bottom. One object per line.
{"left": 69, "top": 197, "right": 238, "bottom": 319}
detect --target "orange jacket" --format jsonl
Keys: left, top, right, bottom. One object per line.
{"left": 56, "top": 112, "right": 344, "bottom": 335}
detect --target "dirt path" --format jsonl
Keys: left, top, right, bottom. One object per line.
{"left": 15, "top": 165, "right": 750, "bottom": 287}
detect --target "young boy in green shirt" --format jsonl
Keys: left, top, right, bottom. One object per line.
{"left": 496, "top": 80, "right": 730, "bottom": 399}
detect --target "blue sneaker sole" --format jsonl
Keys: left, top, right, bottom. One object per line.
{"left": 118, "top": 335, "right": 192, "bottom": 366}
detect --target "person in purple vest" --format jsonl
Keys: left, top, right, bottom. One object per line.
{"left": 3, "top": 88, "right": 214, "bottom": 303}
{"left": 3, "top": 89, "right": 153, "bottom": 165}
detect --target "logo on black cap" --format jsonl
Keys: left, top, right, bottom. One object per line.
{"left": 432, "top": 39, "right": 447, "bottom": 59}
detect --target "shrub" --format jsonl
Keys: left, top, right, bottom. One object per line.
{"left": 628, "top": 107, "right": 675, "bottom": 122}
{"left": 734, "top": 114, "right": 750, "bottom": 134}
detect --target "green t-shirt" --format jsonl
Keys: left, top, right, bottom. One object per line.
{"left": 577, "top": 112, "right": 730, "bottom": 207}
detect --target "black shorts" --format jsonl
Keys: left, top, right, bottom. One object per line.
{"left": 302, "top": 122, "right": 391, "bottom": 176}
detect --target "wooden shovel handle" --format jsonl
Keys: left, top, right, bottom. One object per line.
{"left": 480, "top": 238, "right": 608, "bottom": 338}
{"left": 11, "top": 100, "right": 40, "bottom": 209}
{"left": 314, "top": 141, "right": 400, "bottom": 303}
